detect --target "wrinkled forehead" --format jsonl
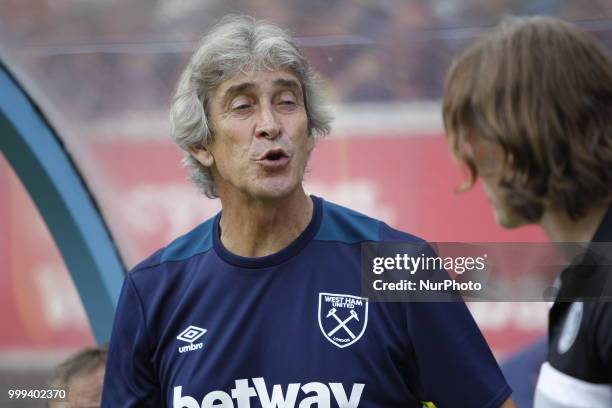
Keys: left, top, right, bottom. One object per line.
{"left": 213, "top": 68, "right": 303, "bottom": 100}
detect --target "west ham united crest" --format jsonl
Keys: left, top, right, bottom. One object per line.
{"left": 318, "top": 292, "right": 368, "bottom": 348}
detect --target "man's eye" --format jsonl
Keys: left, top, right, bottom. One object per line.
{"left": 233, "top": 104, "right": 252, "bottom": 111}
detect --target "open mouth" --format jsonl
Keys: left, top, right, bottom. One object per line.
{"left": 261, "top": 149, "right": 289, "bottom": 161}
{"left": 257, "top": 148, "right": 290, "bottom": 169}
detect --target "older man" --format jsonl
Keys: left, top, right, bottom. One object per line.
{"left": 443, "top": 16, "right": 612, "bottom": 408}
{"left": 102, "top": 15, "right": 513, "bottom": 408}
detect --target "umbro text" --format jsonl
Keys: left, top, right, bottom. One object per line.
{"left": 178, "top": 343, "right": 203, "bottom": 353}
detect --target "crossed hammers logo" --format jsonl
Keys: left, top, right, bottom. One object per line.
{"left": 326, "top": 308, "right": 359, "bottom": 339}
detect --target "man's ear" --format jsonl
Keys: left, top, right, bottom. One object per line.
{"left": 306, "top": 133, "right": 316, "bottom": 153}
{"left": 190, "top": 145, "right": 214, "bottom": 167}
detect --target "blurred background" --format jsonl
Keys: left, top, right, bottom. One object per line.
{"left": 1, "top": 0, "right": 611, "bottom": 406}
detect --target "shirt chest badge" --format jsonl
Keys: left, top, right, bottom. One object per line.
{"left": 318, "top": 292, "right": 368, "bottom": 348}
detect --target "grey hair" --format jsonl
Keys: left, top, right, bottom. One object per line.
{"left": 170, "top": 15, "right": 333, "bottom": 198}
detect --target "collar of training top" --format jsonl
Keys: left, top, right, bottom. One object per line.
{"left": 591, "top": 203, "right": 612, "bottom": 243}
{"left": 554, "top": 204, "right": 612, "bottom": 303}
{"left": 212, "top": 195, "right": 323, "bottom": 268}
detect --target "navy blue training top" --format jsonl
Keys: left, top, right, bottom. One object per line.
{"left": 102, "top": 196, "right": 511, "bottom": 408}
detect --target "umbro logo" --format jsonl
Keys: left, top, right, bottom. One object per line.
{"left": 177, "top": 325, "right": 207, "bottom": 353}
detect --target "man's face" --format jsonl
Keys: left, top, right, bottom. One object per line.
{"left": 193, "top": 69, "right": 313, "bottom": 201}
{"left": 466, "top": 135, "right": 528, "bottom": 229}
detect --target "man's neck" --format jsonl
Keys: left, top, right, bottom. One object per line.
{"left": 539, "top": 203, "right": 609, "bottom": 243}
{"left": 217, "top": 188, "right": 313, "bottom": 257}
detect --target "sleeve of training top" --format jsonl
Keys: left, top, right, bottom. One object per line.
{"left": 101, "top": 273, "right": 161, "bottom": 407}
{"left": 377, "top": 223, "right": 511, "bottom": 408}
{"left": 404, "top": 301, "right": 512, "bottom": 408}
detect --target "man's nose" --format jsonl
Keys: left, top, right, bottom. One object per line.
{"left": 255, "top": 105, "right": 281, "bottom": 139}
